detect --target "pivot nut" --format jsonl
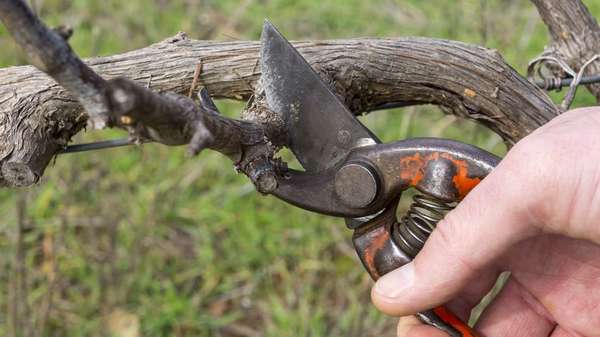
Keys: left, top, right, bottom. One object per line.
{"left": 334, "top": 163, "right": 379, "bottom": 209}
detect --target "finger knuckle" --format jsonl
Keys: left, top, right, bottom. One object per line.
{"left": 503, "top": 132, "right": 563, "bottom": 220}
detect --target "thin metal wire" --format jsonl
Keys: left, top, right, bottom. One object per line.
{"left": 60, "top": 138, "right": 141, "bottom": 154}
{"left": 534, "top": 73, "right": 600, "bottom": 91}
{"left": 528, "top": 54, "right": 600, "bottom": 110}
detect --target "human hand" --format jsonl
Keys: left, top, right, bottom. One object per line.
{"left": 371, "top": 107, "right": 600, "bottom": 337}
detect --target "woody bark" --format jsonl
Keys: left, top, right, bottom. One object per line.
{"left": 1, "top": 0, "right": 598, "bottom": 188}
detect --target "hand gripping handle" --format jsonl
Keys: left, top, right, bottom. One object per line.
{"left": 350, "top": 140, "right": 500, "bottom": 337}
{"left": 352, "top": 201, "right": 478, "bottom": 337}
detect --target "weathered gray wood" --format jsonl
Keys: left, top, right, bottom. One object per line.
{"left": 0, "top": 0, "right": 111, "bottom": 128}
{"left": 0, "top": 35, "right": 560, "bottom": 187}
{"left": 532, "top": 0, "right": 600, "bottom": 100}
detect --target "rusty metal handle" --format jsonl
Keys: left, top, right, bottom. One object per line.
{"left": 347, "top": 139, "right": 501, "bottom": 335}
{"left": 352, "top": 202, "right": 479, "bottom": 337}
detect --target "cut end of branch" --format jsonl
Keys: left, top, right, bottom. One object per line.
{"left": 1, "top": 162, "right": 38, "bottom": 187}
{"left": 109, "top": 86, "right": 138, "bottom": 114}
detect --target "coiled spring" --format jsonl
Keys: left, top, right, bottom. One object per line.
{"left": 393, "top": 194, "right": 454, "bottom": 258}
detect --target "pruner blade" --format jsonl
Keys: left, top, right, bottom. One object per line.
{"left": 260, "top": 21, "right": 378, "bottom": 172}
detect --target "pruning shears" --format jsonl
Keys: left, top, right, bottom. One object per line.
{"left": 59, "top": 20, "right": 501, "bottom": 336}
{"left": 260, "top": 21, "right": 500, "bottom": 336}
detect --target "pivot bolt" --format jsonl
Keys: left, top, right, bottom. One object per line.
{"left": 334, "top": 163, "right": 379, "bottom": 209}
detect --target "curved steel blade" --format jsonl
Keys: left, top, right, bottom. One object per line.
{"left": 260, "top": 21, "right": 378, "bottom": 172}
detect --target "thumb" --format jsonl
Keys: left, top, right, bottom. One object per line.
{"left": 371, "top": 156, "right": 538, "bottom": 316}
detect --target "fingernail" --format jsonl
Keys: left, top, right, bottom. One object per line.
{"left": 373, "top": 263, "right": 415, "bottom": 298}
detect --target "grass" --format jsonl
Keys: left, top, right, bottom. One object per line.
{"left": 1, "top": 1, "right": 599, "bottom": 336}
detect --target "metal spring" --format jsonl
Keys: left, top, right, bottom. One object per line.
{"left": 393, "top": 194, "right": 455, "bottom": 258}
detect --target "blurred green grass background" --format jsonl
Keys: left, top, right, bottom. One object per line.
{"left": 1, "top": 1, "right": 599, "bottom": 336}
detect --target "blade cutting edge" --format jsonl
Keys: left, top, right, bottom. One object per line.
{"left": 260, "top": 20, "right": 378, "bottom": 172}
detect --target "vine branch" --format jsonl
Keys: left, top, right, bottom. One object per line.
{"left": 0, "top": 0, "right": 270, "bottom": 188}
{"left": 0, "top": 0, "right": 565, "bottom": 188}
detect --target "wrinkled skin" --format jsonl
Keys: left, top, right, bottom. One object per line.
{"left": 371, "top": 108, "right": 600, "bottom": 337}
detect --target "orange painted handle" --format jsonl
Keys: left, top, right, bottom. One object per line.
{"left": 352, "top": 209, "right": 480, "bottom": 337}
{"left": 426, "top": 306, "right": 479, "bottom": 337}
